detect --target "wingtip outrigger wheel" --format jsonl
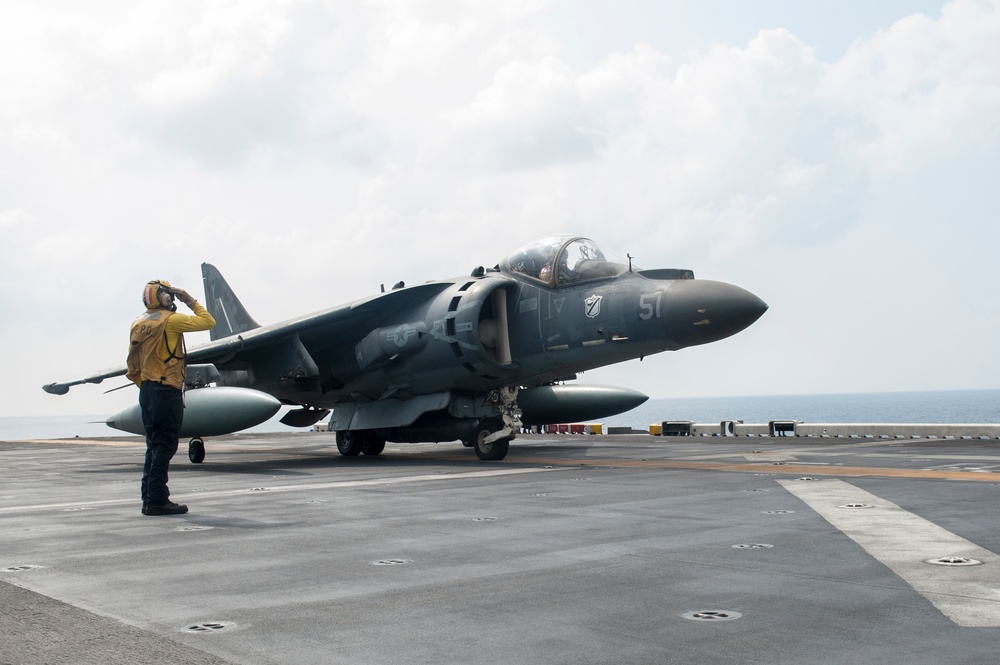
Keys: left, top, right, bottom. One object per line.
{"left": 188, "top": 437, "right": 206, "bottom": 464}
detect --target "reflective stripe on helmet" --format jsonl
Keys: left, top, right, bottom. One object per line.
{"left": 143, "top": 279, "right": 173, "bottom": 308}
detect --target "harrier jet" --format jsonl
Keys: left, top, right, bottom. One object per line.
{"left": 44, "top": 235, "right": 767, "bottom": 461}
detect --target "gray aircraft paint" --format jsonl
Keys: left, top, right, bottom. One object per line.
{"left": 43, "top": 235, "right": 766, "bottom": 461}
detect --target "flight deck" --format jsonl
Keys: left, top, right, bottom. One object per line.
{"left": 2, "top": 432, "right": 1000, "bottom": 664}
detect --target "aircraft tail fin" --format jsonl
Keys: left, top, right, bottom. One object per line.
{"left": 201, "top": 263, "right": 261, "bottom": 341}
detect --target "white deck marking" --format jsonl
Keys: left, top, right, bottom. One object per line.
{"left": 0, "top": 467, "right": 564, "bottom": 514}
{"left": 780, "top": 479, "right": 1000, "bottom": 627}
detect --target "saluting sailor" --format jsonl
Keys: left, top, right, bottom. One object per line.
{"left": 126, "top": 280, "right": 215, "bottom": 516}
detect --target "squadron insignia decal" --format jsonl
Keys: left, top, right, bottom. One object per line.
{"left": 585, "top": 294, "right": 602, "bottom": 318}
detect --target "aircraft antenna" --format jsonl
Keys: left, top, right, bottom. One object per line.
{"left": 103, "top": 382, "right": 135, "bottom": 394}
{"left": 627, "top": 254, "right": 634, "bottom": 273}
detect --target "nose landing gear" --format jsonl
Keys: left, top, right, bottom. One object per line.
{"left": 470, "top": 387, "right": 522, "bottom": 460}
{"left": 471, "top": 418, "right": 511, "bottom": 460}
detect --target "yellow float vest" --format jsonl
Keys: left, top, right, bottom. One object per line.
{"left": 126, "top": 310, "right": 187, "bottom": 389}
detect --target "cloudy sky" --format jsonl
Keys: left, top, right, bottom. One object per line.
{"left": 3, "top": 0, "right": 998, "bottom": 419}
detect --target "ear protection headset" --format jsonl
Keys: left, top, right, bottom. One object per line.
{"left": 143, "top": 280, "right": 177, "bottom": 311}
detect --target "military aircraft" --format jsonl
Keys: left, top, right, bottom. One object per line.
{"left": 43, "top": 235, "right": 767, "bottom": 462}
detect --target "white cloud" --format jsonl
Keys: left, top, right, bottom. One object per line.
{"left": 432, "top": 29, "right": 854, "bottom": 253}
{"left": 823, "top": 0, "right": 1000, "bottom": 173}
{"left": 0, "top": 208, "right": 34, "bottom": 228}
{"left": 439, "top": 2, "right": 998, "bottom": 257}
{"left": 132, "top": 0, "right": 298, "bottom": 110}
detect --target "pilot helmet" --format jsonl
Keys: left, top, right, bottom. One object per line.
{"left": 143, "top": 280, "right": 175, "bottom": 310}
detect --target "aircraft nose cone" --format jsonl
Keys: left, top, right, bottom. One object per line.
{"left": 664, "top": 279, "right": 768, "bottom": 348}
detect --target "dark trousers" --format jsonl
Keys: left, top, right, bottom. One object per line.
{"left": 139, "top": 382, "right": 183, "bottom": 505}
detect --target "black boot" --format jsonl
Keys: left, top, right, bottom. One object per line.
{"left": 145, "top": 501, "right": 188, "bottom": 516}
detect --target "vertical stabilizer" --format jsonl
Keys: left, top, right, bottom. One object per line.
{"left": 201, "top": 263, "right": 261, "bottom": 341}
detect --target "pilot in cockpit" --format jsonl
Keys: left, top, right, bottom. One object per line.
{"left": 505, "top": 236, "right": 626, "bottom": 286}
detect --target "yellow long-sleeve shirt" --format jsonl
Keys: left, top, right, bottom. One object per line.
{"left": 160, "top": 301, "right": 216, "bottom": 361}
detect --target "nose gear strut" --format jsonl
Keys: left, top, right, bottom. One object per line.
{"left": 481, "top": 386, "right": 522, "bottom": 446}
{"left": 467, "top": 386, "right": 523, "bottom": 461}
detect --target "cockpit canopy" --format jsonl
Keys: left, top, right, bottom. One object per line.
{"left": 503, "top": 236, "right": 631, "bottom": 287}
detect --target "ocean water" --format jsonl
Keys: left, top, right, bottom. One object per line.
{"left": 2, "top": 390, "right": 998, "bottom": 441}
{"left": 601, "top": 389, "right": 1000, "bottom": 429}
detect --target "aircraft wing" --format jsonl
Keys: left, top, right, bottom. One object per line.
{"left": 43, "top": 281, "right": 452, "bottom": 396}
{"left": 42, "top": 366, "right": 132, "bottom": 395}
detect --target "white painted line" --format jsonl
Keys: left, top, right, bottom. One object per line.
{"left": 780, "top": 479, "right": 1000, "bottom": 627}
{"left": 742, "top": 454, "right": 797, "bottom": 462}
{"left": 0, "top": 467, "right": 565, "bottom": 514}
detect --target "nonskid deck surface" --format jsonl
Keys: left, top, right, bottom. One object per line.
{"left": 3, "top": 432, "right": 1000, "bottom": 664}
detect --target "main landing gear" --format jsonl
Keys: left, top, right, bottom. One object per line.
{"left": 336, "top": 430, "right": 386, "bottom": 457}
{"left": 332, "top": 386, "right": 523, "bottom": 462}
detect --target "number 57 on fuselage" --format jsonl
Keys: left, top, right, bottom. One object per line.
{"left": 44, "top": 235, "right": 767, "bottom": 462}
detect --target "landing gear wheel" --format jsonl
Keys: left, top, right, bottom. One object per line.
{"left": 188, "top": 438, "right": 206, "bottom": 464}
{"left": 473, "top": 419, "right": 510, "bottom": 461}
{"left": 361, "top": 435, "right": 386, "bottom": 456}
{"left": 336, "top": 430, "right": 363, "bottom": 456}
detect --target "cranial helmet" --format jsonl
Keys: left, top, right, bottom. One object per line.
{"left": 143, "top": 280, "right": 174, "bottom": 309}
